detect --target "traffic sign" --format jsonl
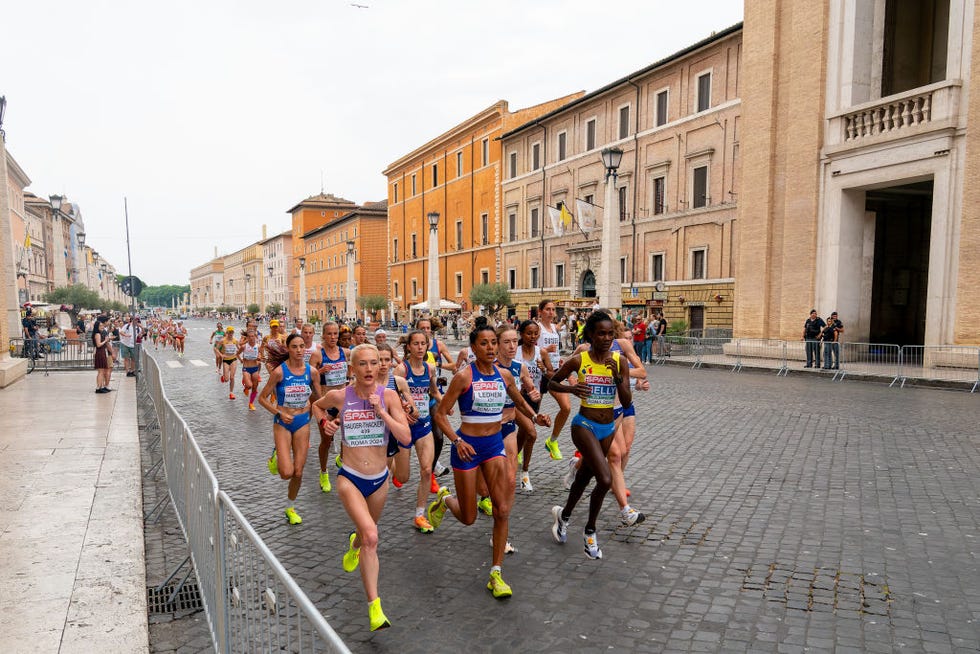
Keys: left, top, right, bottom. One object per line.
{"left": 121, "top": 276, "right": 143, "bottom": 297}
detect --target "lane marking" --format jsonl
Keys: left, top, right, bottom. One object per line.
{"left": 189, "top": 359, "right": 208, "bottom": 367}
{"left": 166, "top": 360, "right": 183, "bottom": 368}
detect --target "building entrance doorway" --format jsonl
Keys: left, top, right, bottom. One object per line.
{"left": 865, "top": 180, "right": 932, "bottom": 345}
{"left": 581, "top": 270, "right": 596, "bottom": 298}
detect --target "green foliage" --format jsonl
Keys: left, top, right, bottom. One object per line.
{"left": 216, "top": 305, "right": 238, "bottom": 314}
{"left": 667, "top": 319, "right": 688, "bottom": 335}
{"left": 358, "top": 295, "right": 387, "bottom": 316}
{"left": 138, "top": 284, "right": 189, "bottom": 308}
{"left": 469, "top": 283, "right": 512, "bottom": 317}
{"left": 45, "top": 285, "right": 102, "bottom": 312}
{"left": 247, "top": 303, "right": 260, "bottom": 315}
{"left": 267, "top": 303, "right": 284, "bottom": 316}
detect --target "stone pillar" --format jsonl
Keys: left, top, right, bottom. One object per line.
{"left": 0, "top": 132, "right": 29, "bottom": 385}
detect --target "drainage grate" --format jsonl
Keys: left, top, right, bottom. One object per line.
{"left": 611, "top": 514, "right": 712, "bottom": 546}
{"left": 147, "top": 579, "right": 204, "bottom": 615}
{"left": 736, "top": 563, "right": 891, "bottom": 617}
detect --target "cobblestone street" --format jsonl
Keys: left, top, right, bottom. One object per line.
{"left": 147, "top": 321, "right": 980, "bottom": 652}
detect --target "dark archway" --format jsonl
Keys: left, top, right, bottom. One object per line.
{"left": 581, "top": 270, "right": 596, "bottom": 298}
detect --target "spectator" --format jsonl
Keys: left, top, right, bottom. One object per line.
{"left": 645, "top": 313, "right": 657, "bottom": 362}
{"left": 75, "top": 315, "right": 86, "bottom": 337}
{"left": 656, "top": 312, "right": 668, "bottom": 356}
{"left": 631, "top": 314, "right": 647, "bottom": 363}
{"left": 92, "top": 315, "right": 115, "bottom": 393}
{"left": 119, "top": 316, "right": 141, "bottom": 377}
{"left": 22, "top": 307, "right": 40, "bottom": 358}
{"left": 802, "top": 309, "right": 825, "bottom": 368}
{"left": 822, "top": 311, "right": 844, "bottom": 370}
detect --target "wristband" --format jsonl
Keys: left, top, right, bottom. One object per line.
{"left": 319, "top": 417, "right": 327, "bottom": 428}
{"left": 275, "top": 411, "right": 281, "bottom": 420}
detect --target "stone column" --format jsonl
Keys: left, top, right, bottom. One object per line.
{"left": 0, "top": 131, "right": 29, "bottom": 385}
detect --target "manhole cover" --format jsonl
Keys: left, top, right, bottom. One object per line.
{"left": 147, "top": 579, "right": 204, "bottom": 615}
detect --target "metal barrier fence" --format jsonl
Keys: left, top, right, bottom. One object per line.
{"left": 8, "top": 337, "right": 95, "bottom": 371}
{"left": 141, "top": 350, "right": 350, "bottom": 653}
{"left": 897, "top": 345, "right": 980, "bottom": 392}
{"left": 733, "top": 339, "right": 789, "bottom": 376}
{"left": 834, "top": 342, "right": 902, "bottom": 384}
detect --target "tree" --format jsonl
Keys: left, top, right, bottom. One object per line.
{"left": 267, "top": 302, "right": 284, "bottom": 317}
{"left": 247, "top": 303, "right": 260, "bottom": 315}
{"left": 45, "top": 285, "right": 102, "bottom": 316}
{"left": 138, "top": 284, "right": 190, "bottom": 308}
{"left": 469, "top": 283, "right": 511, "bottom": 317}
{"left": 358, "top": 295, "right": 387, "bottom": 319}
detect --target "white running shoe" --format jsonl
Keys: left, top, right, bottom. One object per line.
{"left": 563, "top": 458, "right": 578, "bottom": 490}
{"left": 520, "top": 472, "right": 533, "bottom": 493}
{"left": 620, "top": 506, "right": 646, "bottom": 527}
{"left": 584, "top": 531, "right": 602, "bottom": 559}
{"left": 551, "top": 506, "right": 568, "bottom": 544}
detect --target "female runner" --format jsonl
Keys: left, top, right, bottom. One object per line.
{"left": 238, "top": 328, "right": 262, "bottom": 411}
{"left": 218, "top": 327, "right": 240, "bottom": 399}
{"left": 548, "top": 311, "right": 631, "bottom": 560}
{"left": 394, "top": 330, "right": 443, "bottom": 532}
{"left": 538, "top": 300, "right": 571, "bottom": 460}
{"left": 417, "top": 316, "right": 456, "bottom": 484}
{"left": 515, "top": 320, "right": 552, "bottom": 491}
{"left": 258, "top": 333, "right": 322, "bottom": 525}
{"left": 312, "top": 344, "right": 411, "bottom": 631}
{"left": 315, "top": 321, "right": 349, "bottom": 493}
{"left": 376, "top": 343, "right": 417, "bottom": 488}
{"left": 352, "top": 325, "right": 368, "bottom": 346}
{"left": 428, "top": 324, "right": 550, "bottom": 598}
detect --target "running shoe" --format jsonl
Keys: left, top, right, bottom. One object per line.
{"left": 368, "top": 597, "right": 391, "bottom": 631}
{"left": 229, "top": 393, "right": 236, "bottom": 400}
{"left": 626, "top": 488, "right": 631, "bottom": 497}
{"left": 392, "top": 477, "right": 403, "bottom": 489}
{"left": 427, "top": 487, "right": 450, "bottom": 529}
{"left": 486, "top": 570, "right": 513, "bottom": 599}
{"left": 584, "top": 531, "right": 602, "bottom": 559}
{"left": 551, "top": 505, "right": 568, "bottom": 544}
{"left": 267, "top": 450, "right": 278, "bottom": 476}
{"left": 285, "top": 507, "right": 302, "bottom": 525}
{"left": 414, "top": 515, "right": 434, "bottom": 533}
{"left": 520, "top": 472, "right": 533, "bottom": 493}
{"left": 248, "top": 403, "right": 256, "bottom": 411}
{"left": 429, "top": 472, "right": 439, "bottom": 494}
{"left": 563, "top": 458, "right": 578, "bottom": 490}
{"left": 517, "top": 450, "right": 523, "bottom": 466}
{"left": 221, "top": 376, "right": 226, "bottom": 383}
{"left": 490, "top": 536, "right": 517, "bottom": 554}
{"left": 319, "top": 471, "right": 331, "bottom": 493}
{"left": 343, "top": 531, "right": 360, "bottom": 572}
{"left": 620, "top": 507, "right": 646, "bottom": 527}
{"left": 434, "top": 461, "right": 450, "bottom": 477}
{"left": 477, "top": 496, "right": 493, "bottom": 516}
{"left": 335, "top": 455, "right": 343, "bottom": 469}
{"left": 544, "top": 437, "right": 563, "bottom": 460}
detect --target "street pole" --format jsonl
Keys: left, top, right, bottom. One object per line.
{"left": 298, "top": 257, "right": 306, "bottom": 324}
{"left": 427, "top": 212, "right": 440, "bottom": 315}
{"left": 124, "top": 198, "right": 136, "bottom": 316}
{"left": 598, "top": 147, "right": 624, "bottom": 312}
{"left": 0, "top": 95, "right": 28, "bottom": 379}
{"left": 346, "top": 240, "right": 356, "bottom": 321}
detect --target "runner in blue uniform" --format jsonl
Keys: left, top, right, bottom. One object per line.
{"left": 257, "top": 333, "right": 322, "bottom": 525}
{"left": 316, "top": 321, "right": 349, "bottom": 493}
{"left": 416, "top": 317, "right": 454, "bottom": 486}
{"left": 428, "top": 323, "right": 551, "bottom": 598}
{"left": 313, "top": 344, "right": 411, "bottom": 631}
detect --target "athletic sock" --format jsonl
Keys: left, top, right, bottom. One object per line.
{"left": 415, "top": 507, "right": 424, "bottom": 518}
{"left": 249, "top": 390, "right": 257, "bottom": 404}
{"left": 621, "top": 505, "right": 632, "bottom": 515}
{"left": 490, "top": 565, "right": 501, "bottom": 574}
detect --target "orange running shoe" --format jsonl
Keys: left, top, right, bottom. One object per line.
{"left": 392, "top": 477, "right": 403, "bottom": 489}
{"left": 229, "top": 393, "right": 236, "bottom": 400}
{"left": 429, "top": 473, "right": 439, "bottom": 494}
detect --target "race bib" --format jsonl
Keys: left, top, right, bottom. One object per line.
{"left": 471, "top": 380, "right": 505, "bottom": 414}
{"left": 283, "top": 383, "right": 310, "bottom": 409}
{"left": 342, "top": 409, "right": 386, "bottom": 448}
{"left": 583, "top": 374, "right": 615, "bottom": 407}
{"left": 322, "top": 362, "right": 347, "bottom": 386}
{"left": 410, "top": 386, "right": 430, "bottom": 418}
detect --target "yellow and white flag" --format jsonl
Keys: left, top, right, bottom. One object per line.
{"left": 576, "top": 198, "right": 598, "bottom": 233}
{"left": 560, "top": 203, "right": 573, "bottom": 232}
{"left": 547, "top": 205, "right": 562, "bottom": 235}
{"left": 25, "top": 234, "right": 31, "bottom": 248}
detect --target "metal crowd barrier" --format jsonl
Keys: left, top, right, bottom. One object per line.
{"left": 833, "top": 343, "right": 901, "bottom": 384}
{"left": 897, "top": 345, "right": 980, "bottom": 392}
{"left": 733, "top": 339, "right": 789, "bottom": 376}
{"left": 8, "top": 336, "right": 95, "bottom": 371}
{"left": 141, "top": 350, "right": 350, "bottom": 654}
{"left": 663, "top": 336, "right": 700, "bottom": 367}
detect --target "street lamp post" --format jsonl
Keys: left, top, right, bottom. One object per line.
{"left": 598, "top": 147, "right": 624, "bottom": 312}
{"left": 427, "top": 211, "right": 440, "bottom": 315}
{"left": 298, "top": 257, "right": 307, "bottom": 323}
{"left": 346, "top": 240, "right": 356, "bottom": 321}
{"left": 245, "top": 273, "right": 252, "bottom": 315}
{"left": 267, "top": 265, "right": 274, "bottom": 314}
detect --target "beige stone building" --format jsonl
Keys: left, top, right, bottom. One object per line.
{"left": 500, "top": 25, "right": 742, "bottom": 330}
{"left": 736, "top": 0, "right": 978, "bottom": 346}
{"left": 190, "top": 254, "right": 225, "bottom": 310}
{"left": 261, "top": 230, "right": 291, "bottom": 315}
{"left": 222, "top": 241, "right": 264, "bottom": 314}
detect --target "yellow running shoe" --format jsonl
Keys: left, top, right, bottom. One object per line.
{"left": 319, "top": 471, "right": 331, "bottom": 493}
{"left": 414, "top": 515, "right": 434, "bottom": 533}
{"left": 517, "top": 450, "right": 524, "bottom": 466}
{"left": 343, "top": 531, "right": 360, "bottom": 572}
{"left": 335, "top": 454, "right": 343, "bottom": 469}
{"left": 478, "top": 496, "right": 493, "bottom": 516}
{"left": 285, "top": 507, "right": 302, "bottom": 525}
{"left": 248, "top": 403, "right": 256, "bottom": 411}
{"left": 267, "top": 450, "right": 278, "bottom": 476}
{"left": 368, "top": 597, "right": 390, "bottom": 631}
{"left": 544, "top": 437, "right": 563, "bottom": 460}
{"left": 427, "top": 487, "right": 450, "bottom": 530}
{"left": 486, "top": 569, "right": 513, "bottom": 599}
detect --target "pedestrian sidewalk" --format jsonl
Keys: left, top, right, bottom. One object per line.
{"left": 0, "top": 372, "right": 148, "bottom": 653}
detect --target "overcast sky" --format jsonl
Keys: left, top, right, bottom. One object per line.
{"left": 3, "top": 0, "right": 743, "bottom": 286}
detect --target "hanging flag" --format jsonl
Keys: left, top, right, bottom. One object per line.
{"left": 547, "top": 205, "right": 563, "bottom": 235}
{"left": 560, "top": 202, "right": 573, "bottom": 231}
{"left": 576, "top": 198, "right": 599, "bottom": 233}
{"left": 24, "top": 234, "right": 31, "bottom": 249}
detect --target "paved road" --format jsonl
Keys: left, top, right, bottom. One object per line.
{"left": 151, "top": 319, "right": 980, "bottom": 652}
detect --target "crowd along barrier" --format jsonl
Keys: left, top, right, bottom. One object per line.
{"left": 141, "top": 350, "right": 351, "bottom": 653}
{"left": 9, "top": 336, "right": 95, "bottom": 372}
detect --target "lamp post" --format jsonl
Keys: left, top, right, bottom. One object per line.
{"left": 298, "top": 257, "right": 307, "bottom": 323}
{"left": 346, "top": 240, "right": 356, "bottom": 321}
{"left": 598, "top": 147, "right": 624, "bottom": 312}
{"left": 245, "top": 272, "right": 252, "bottom": 315}
{"left": 100, "top": 264, "right": 108, "bottom": 300}
{"left": 427, "top": 211, "right": 440, "bottom": 315}
{"left": 77, "top": 232, "right": 88, "bottom": 290}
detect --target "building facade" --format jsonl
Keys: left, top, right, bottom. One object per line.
{"left": 383, "top": 96, "right": 582, "bottom": 321}
{"left": 190, "top": 256, "right": 225, "bottom": 310}
{"left": 299, "top": 201, "right": 387, "bottom": 321}
{"left": 22, "top": 193, "right": 51, "bottom": 302}
{"left": 500, "top": 27, "right": 742, "bottom": 330}
{"left": 736, "top": 0, "right": 977, "bottom": 346}
{"left": 222, "top": 242, "right": 264, "bottom": 314}
{"left": 262, "top": 230, "right": 292, "bottom": 315}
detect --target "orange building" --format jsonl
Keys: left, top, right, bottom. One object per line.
{"left": 382, "top": 96, "right": 582, "bottom": 319}
{"left": 287, "top": 193, "right": 388, "bottom": 321}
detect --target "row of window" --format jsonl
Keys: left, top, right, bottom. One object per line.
{"left": 305, "top": 228, "right": 356, "bottom": 254}
{"left": 307, "top": 281, "right": 357, "bottom": 301}
{"left": 502, "top": 249, "right": 708, "bottom": 290}
{"left": 392, "top": 138, "right": 492, "bottom": 203}
{"left": 390, "top": 213, "right": 491, "bottom": 262}
{"left": 391, "top": 268, "right": 492, "bottom": 301}
{"left": 508, "top": 72, "right": 713, "bottom": 179}
{"left": 304, "top": 252, "right": 354, "bottom": 273}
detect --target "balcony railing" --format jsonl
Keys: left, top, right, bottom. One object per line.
{"left": 827, "top": 80, "right": 961, "bottom": 148}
